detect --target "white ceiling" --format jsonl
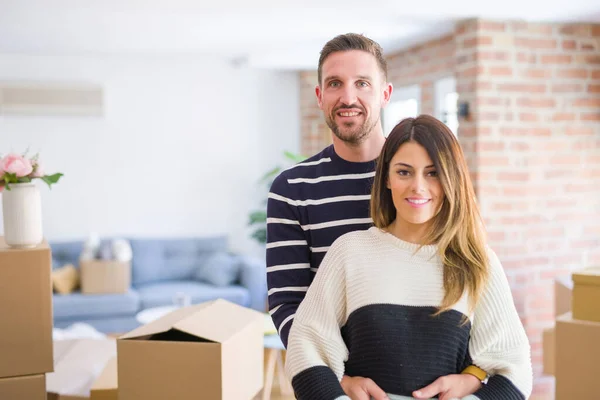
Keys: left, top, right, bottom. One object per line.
{"left": 1, "top": 0, "right": 599, "bottom": 70}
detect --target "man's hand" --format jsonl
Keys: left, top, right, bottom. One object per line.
{"left": 341, "top": 375, "right": 389, "bottom": 400}
{"left": 412, "top": 374, "right": 482, "bottom": 400}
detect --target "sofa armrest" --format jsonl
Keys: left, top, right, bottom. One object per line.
{"left": 237, "top": 255, "right": 267, "bottom": 312}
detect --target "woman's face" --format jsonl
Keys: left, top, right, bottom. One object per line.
{"left": 387, "top": 141, "right": 445, "bottom": 227}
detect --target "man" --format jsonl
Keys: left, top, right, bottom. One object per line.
{"left": 266, "top": 33, "right": 487, "bottom": 400}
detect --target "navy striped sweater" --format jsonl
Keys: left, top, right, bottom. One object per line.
{"left": 266, "top": 144, "right": 376, "bottom": 347}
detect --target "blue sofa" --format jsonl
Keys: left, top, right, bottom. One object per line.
{"left": 50, "top": 235, "right": 267, "bottom": 334}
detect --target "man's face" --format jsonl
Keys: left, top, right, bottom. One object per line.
{"left": 316, "top": 50, "right": 392, "bottom": 146}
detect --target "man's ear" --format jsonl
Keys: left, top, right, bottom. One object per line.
{"left": 382, "top": 83, "right": 393, "bottom": 107}
{"left": 315, "top": 85, "right": 324, "bottom": 110}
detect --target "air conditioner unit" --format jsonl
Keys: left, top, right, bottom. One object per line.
{"left": 0, "top": 82, "right": 103, "bottom": 117}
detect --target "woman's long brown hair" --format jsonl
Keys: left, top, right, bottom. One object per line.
{"left": 370, "top": 115, "right": 489, "bottom": 315}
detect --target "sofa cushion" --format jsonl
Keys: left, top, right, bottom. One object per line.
{"left": 53, "top": 290, "right": 140, "bottom": 320}
{"left": 136, "top": 281, "right": 250, "bottom": 309}
{"left": 129, "top": 236, "right": 228, "bottom": 286}
{"left": 194, "top": 252, "right": 241, "bottom": 287}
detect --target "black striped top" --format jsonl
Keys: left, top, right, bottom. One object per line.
{"left": 266, "top": 144, "right": 376, "bottom": 347}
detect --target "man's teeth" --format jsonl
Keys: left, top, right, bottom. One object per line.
{"left": 407, "top": 199, "right": 429, "bottom": 204}
{"left": 339, "top": 112, "right": 359, "bottom": 117}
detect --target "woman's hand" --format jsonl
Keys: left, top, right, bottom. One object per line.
{"left": 412, "top": 373, "right": 482, "bottom": 400}
{"left": 341, "top": 375, "right": 390, "bottom": 400}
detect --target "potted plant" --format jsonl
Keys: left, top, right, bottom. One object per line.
{"left": 248, "top": 151, "right": 305, "bottom": 245}
{"left": 0, "top": 151, "right": 63, "bottom": 248}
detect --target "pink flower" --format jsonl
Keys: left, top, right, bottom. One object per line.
{"left": 1, "top": 153, "right": 33, "bottom": 177}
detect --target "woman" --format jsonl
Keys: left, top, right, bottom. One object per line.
{"left": 285, "top": 115, "right": 532, "bottom": 400}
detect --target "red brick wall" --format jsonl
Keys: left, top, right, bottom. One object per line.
{"left": 299, "top": 71, "right": 332, "bottom": 157}
{"left": 299, "top": 20, "right": 600, "bottom": 398}
{"left": 455, "top": 19, "right": 600, "bottom": 398}
{"left": 387, "top": 35, "right": 455, "bottom": 115}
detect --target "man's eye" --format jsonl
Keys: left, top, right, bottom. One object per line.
{"left": 329, "top": 81, "right": 340, "bottom": 87}
{"left": 357, "top": 81, "right": 368, "bottom": 87}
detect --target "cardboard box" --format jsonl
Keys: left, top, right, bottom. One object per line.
{"left": 0, "top": 374, "right": 46, "bottom": 399}
{"left": 80, "top": 259, "right": 131, "bottom": 294}
{"left": 90, "top": 356, "right": 118, "bottom": 400}
{"left": 0, "top": 237, "right": 54, "bottom": 378}
{"left": 572, "top": 267, "right": 600, "bottom": 322}
{"left": 47, "top": 339, "right": 117, "bottom": 400}
{"left": 542, "top": 326, "right": 555, "bottom": 375}
{"left": 555, "top": 313, "right": 600, "bottom": 400}
{"left": 118, "top": 299, "right": 264, "bottom": 400}
{"left": 554, "top": 276, "right": 573, "bottom": 317}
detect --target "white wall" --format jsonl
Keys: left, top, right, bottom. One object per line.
{"left": 0, "top": 54, "right": 300, "bottom": 258}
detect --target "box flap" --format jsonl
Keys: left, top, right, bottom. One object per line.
{"left": 173, "top": 298, "right": 264, "bottom": 343}
{"left": 572, "top": 267, "right": 600, "bottom": 286}
{"left": 119, "top": 301, "right": 216, "bottom": 340}
{"left": 91, "top": 356, "right": 117, "bottom": 391}
{"left": 53, "top": 340, "right": 78, "bottom": 364}
{"left": 120, "top": 299, "right": 263, "bottom": 343}
{"left": 47, "top": 339, "right": 116, "bottom": 397}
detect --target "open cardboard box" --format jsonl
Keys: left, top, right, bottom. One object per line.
{"left": 117, "top": 299, "right": 264, "bottom": 400}
{"left": 79, "top": 259, "right": 131, "bottom": 294}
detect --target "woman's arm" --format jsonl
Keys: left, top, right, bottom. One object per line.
{"left": 468, "top": 247, "right": 533, "bottom": 400}
{"left": 284, "top": 237, "right": 351, "bottom": 400}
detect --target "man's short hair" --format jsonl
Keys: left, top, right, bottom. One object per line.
{"left": 318, "top": 33, "right": 388, "bottom": 85}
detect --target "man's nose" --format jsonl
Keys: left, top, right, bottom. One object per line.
{"left": 339, "top": 86, "right": 358, "bottom": 106}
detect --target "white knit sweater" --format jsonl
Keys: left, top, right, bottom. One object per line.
{"left": 285, "top": 227, "right": 532, "bottom": 400}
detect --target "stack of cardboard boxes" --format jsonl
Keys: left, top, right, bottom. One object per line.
{"left": 0, "top": 237, "right": 54, "bottom": 399}
{"left": 0, "top": 234, "right": 266, "bottom": 399}
{"left": 543, "top": 268, "right": 600, "bottom": 400}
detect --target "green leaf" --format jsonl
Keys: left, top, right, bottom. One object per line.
{"left": 258, "top": 166, "right": 282, "bottom": 184}
{"left": 248, "top": 211, "right": 267, "bottom": 225}
{"left": 283, "top": 151, "right": 307, "bottom": 163}
{"left": 4, "top": 172, "right": 17, "bottom": 184}
{"left": 41, "top": 173, "right": 63, "bottom": 189}
{"left": 251, "top": 229, "right": 267, "bottom": 244}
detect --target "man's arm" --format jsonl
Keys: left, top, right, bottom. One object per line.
{"left": 266, "top": 173, "right": 312, "bottom": 347}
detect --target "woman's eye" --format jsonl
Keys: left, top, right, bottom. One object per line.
{"left": 428, "top": 170, "right": 438, "bottom": 177}
{"left": 397, "top": 170, "right": 409, "bottom": 176}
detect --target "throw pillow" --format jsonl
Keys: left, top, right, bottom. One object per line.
{"left": 52, "top": 264, "right": 80, "bottom": 294}
{"left": 194, "top": 252, "right": 240, "bottom": 287}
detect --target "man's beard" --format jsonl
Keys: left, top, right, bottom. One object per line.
{"left": 326, "top": 109, "right": 379, "bottom": 146}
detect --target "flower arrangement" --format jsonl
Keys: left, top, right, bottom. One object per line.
{"left": 0, "top": 151, "right": 63, "bottom": 192}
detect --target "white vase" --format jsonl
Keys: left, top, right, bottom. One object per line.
{"left": 2, "top": 182, "right": 43, "bottom": 248}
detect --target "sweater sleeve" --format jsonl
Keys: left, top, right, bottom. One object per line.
{"left": 266, "top": 173, "right": 313, "bottom": 347}
{"left": 284, "top": 237, "right": 350, "bottom": 400}
{"left": 468, "top": 247, "right": 533, "bottom": 400}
